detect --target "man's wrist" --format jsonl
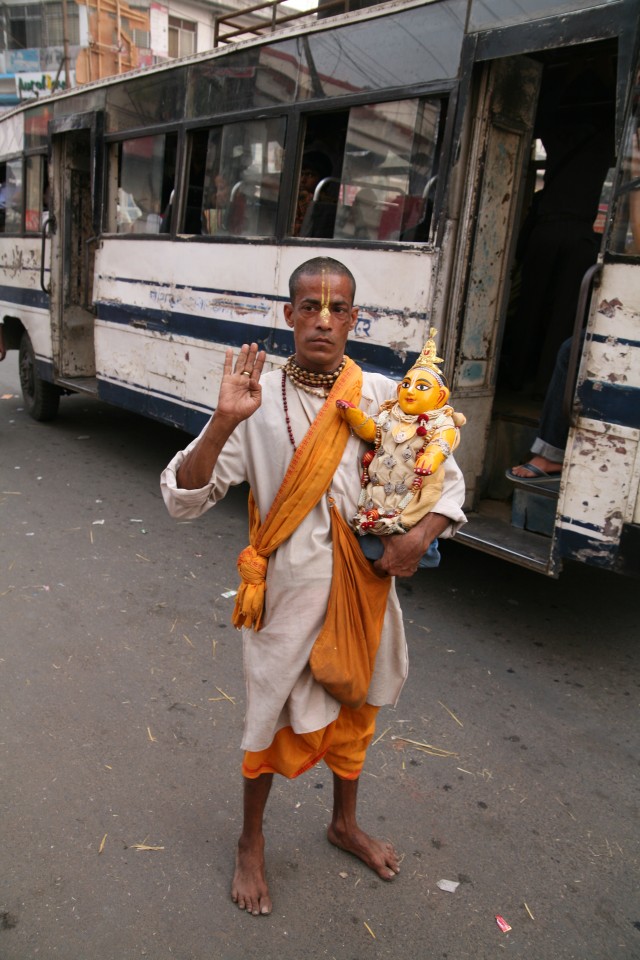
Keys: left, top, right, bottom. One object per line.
{"left": 417, "top": 512, "right": 449, "bottom": 549}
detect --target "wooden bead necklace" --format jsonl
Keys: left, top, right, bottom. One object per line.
{"left": 284, "top": 355, "right": 346, "bottom": 391}
{"left": 281, "top": 356, "right": 346, "bottom": 450}
{"left": 282, "top": 371, "right": 298, "bottom": 450}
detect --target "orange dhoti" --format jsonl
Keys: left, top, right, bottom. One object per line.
{"left": 242, "top": 703, "right": 379, "bottom": 780}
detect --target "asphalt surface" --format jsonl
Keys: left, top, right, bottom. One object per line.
{"left": 1, "top": 352, "right": 638, "bottom": 960}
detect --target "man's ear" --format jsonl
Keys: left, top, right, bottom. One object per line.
{"left": 349, "top": 307, "right": 358, "bottom": 331}
{"left": 284, "top": 303, "right": 294, "bottom": 328}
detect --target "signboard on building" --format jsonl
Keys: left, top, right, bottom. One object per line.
{"left": 16, "top": 71, "right": 75, "bottom": 100}
{"left": 7, "top": 49, "right": 41, "bottom": 73}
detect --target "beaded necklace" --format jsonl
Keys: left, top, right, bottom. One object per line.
{"left": 285, "top": 355, "right": 346, "bottom": 392}
{"left": 281, "top": 356, "right": 346, "bottom": 450}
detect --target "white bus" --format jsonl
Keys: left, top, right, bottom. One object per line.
{"left": 0, "top": 0, "right": 638, "bottom": 577}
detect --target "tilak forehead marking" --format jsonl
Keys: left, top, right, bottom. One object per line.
{"left": 320, "top": 268, "right": 331, "bottom": 325}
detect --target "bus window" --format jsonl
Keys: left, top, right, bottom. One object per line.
{"left": 107, "top": 69, "right": 186, "bottom": 133}
{"left": 610, "top": 74, "right": 640, "bottom": 255}
{"left": 293, "top": 111, "right": 349, "bottom": 238}
{"left": 294, "top": 98, "right": 442, "bottom": 241}
{"left": 0, "top": 159, "right": 23, "bottom": 233}
{"left": 25, "top": 155, "right": 47, "bottom": 233}
{"left": 183, "top": 129, "right": 209, "bottom": 234}
{"left": 194, "top": 116, "right": 286, "bottom": 237}
{"left": 107, "top": 134, "right": 177, "bottom": 234}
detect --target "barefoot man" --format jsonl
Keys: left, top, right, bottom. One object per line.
{"left": 161, "top": 257, "right": 465, "bottom": 916}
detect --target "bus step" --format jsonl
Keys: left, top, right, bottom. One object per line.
{"left": 511, "top": 484, "right": 558, "bottom": 537}
{"left": 56, "top": 376, "right": 99, "bottom": 396}
{"left": 457, "top": 510, "right": 553, "bottom": 574}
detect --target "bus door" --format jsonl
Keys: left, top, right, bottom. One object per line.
{"left": 445, "top": 57, "right": 544, "bottom": 562}
{"left": 49, "top": 115, "right": 102, "bottom": 388}
{"left": 552, "top": 63, "right": 640, "bottom": 576}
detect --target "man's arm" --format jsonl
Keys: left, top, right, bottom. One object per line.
{"left": 176, "top": 343, "right": 265, "bottom": 490}
{"left": 373, "top": 511, "right": 449, "bottom": 578}
{"left": 373, "top": 454, "right": 466, "bottom": 578}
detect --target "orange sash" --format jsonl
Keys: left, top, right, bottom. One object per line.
{"left": 232, "top": 357, "right": 392, "bottom": 709}
{"left": 309, "top": 504, "right": 391, "bottom": 708}
{"left": 232, "top": 357, "right": 362, "bottom": 631}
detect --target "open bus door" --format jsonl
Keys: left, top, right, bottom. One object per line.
{"left": 49, "top": 113, "right": 103, "bottom": 394}
{"left": 445, "top": 57, "right": 547, "bottom": 568}
{"left": 452, "top": 36, "right": 636, "bottom": 577}
{"left": 551, "top": 64, "right": 640, "bottom": 577}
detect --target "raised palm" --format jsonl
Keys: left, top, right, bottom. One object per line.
{"left": 216, "top": 343, "right": 266, "bottom": 423}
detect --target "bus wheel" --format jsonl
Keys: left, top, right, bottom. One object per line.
{"left": 19, "top": 332, "right": 61, "bottom": 421}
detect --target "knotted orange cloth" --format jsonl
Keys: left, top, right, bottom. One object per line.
{"left": 232, "top": 357, "right": 391, "bottom": 708}
{"left": 308, "top": 503, "right": 391, "bottom": 708}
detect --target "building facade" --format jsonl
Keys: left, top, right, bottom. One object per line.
{"left": 0, "top": 0, "right": 229, "bottom": 106}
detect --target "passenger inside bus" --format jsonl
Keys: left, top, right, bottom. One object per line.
{"left": 500, "top": 56, "right": 616, "bottom": 396}
{"left": 295, "top": 113, "right": 349, "bottom": 238}
{"left": 497, "top": 51, "right": 616, "bottom": 490}
{"left": 507, "top": 73, "right": 640, "bottom": 485}
{"left": 293, "top": 151, "right": 333, "bottom": 237}
{"left": 506, "top": 336, "right": 576, "bottom": 482}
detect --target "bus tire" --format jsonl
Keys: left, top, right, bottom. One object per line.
{"left": 19, "top": 332, "right": 61, "bottom": 422}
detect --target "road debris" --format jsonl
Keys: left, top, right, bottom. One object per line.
{"left": 210, "top": 686, "right": 236, "bottom": 706}
{"left": 391, "top": 735, "right": 458, "bottom": 757}
{"left": 438, "top": 700, "right": 463, "bottom": 727}
{"left": 437, "top": 879, "right": 459, "bottom": 893}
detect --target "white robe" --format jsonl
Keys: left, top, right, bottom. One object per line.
{"left": 161, "top": 369, "right": 466, "bottom": 751}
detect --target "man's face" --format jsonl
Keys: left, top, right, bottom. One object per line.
{"left": 299, "top": 167, "right": 321, "bottom": 194}
{"left": 284, "top": 272, "right": 358, "bottom": 372}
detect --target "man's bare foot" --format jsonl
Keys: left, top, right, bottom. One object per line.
{"left": 509, "top": 454, "right": 562, "bottom": 479}
{"left": 327, "top": 822, "right": 400, "bottom": 880}
{"left": 231, "top": 835, "right": 272, "bottom": 916}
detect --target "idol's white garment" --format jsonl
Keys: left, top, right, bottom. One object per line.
{"left": 161, "top": 369, "right": 466, "bottom": 751}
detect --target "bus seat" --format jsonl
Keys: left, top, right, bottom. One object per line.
{"left": 299, "top": 194, "right": 338, "bottom": 238}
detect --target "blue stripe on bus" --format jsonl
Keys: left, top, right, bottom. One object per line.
{"left": 577, "top": 381, "right": 640, "bottom": 429}
{"left": 108, "top": 275, "right": 290, "bottom": 303}
{"left": 100, "top": 371, "right": 215, "bottom": 416}
{"left": 590, "top": 332, "right": 640, "bottom": 350}
{"left": 96, "top": 301, "right": 415, "bottom": 376}
{"left": 0, "top": 284, "right": 50, "bottom": 310}
{"left": 98, "top": 378, "right": 210, "bottom": 435}
{"left": 556, "top": 527, "right": 618, "bottom": 570}
{"left": 557, "top": 515, "right": 606, "bottom": 535}
{"left": 35, "top": 354, "right": 55, "bottom": 382}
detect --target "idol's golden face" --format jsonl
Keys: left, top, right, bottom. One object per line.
{"left": 397, "top": 367, "right": 449, "bottom": 415}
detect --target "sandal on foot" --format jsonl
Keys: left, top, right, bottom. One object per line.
{"left": 505, "top": 463, "right": 561, "bottom": 484}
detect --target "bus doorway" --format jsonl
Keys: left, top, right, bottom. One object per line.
{"left": 452, "top": 40, "right": 617, "bottom": 573}
{"left": 50, "top": 124, "right": 98, "bottom": 389}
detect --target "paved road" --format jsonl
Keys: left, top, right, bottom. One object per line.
{"left": 1, "top": 353, "right": 638, "bottom": 960}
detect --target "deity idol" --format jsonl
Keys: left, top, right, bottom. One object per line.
{"left": 336, "top": 329, "right": 465, "bottom": 566}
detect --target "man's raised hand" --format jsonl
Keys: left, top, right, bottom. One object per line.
{"left": 216, "top": 343, "right": 266, "bottom": 424}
